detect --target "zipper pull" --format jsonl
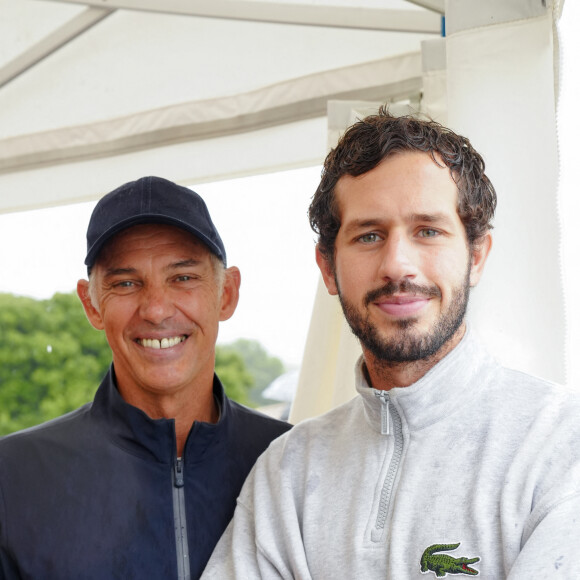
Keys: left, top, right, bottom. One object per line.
{"left": 174, "top": 458, "right": 185, "bottom": 488}
{"left": 375, "top": 391, "right": 390, "bottom": 435}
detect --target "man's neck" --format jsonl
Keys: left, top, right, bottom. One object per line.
{"left": 118, "top": 381, "right": 219, "bottom": 457}
{"left": 363, "top": 325, "right": 466, "bottom": 391}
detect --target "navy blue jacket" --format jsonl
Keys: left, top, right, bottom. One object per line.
{"left": 0, "top": 368, "right": 290, "bottom": 579}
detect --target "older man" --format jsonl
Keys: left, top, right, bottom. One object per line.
{"left": 202, "top": 110, "right": 580, "bottom": 579}
{"left": 0, "top": 176, "right": 290, "bottom": 579}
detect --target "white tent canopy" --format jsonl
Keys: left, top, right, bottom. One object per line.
{"left": 0, "top": 0, "right": 573, "bottom": 424}
{"left": 0, "top": 0, "right": 437, "bottom": 210}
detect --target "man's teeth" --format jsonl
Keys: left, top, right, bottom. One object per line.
{"left": 140, "top": 336, "right": 185, "bottom": 349}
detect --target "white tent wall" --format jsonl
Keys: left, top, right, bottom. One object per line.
{"left": 558, "top": 1, "right": 580, "bottom": 391}
{"left": 420, "top": 37, "right": 446, "bottom": 125}
{"left": 445, "top": 0, "right": 565, "bottom": 384}
{"left": 290, "top": 0, "right": 565, "bottom": 424}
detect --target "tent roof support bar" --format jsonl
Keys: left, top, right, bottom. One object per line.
{"left": 0, "top": 7, "right": 114, "bottom": 90}
{"left": 405, "top": 0, "right": 444, "bottom": 15}
{"left": 36, "top": 0, "right": 442, "bottom": 33}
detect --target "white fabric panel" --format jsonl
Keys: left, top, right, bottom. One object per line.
{"left": 0, "top": 52, "right": 422, "bottom": 177}
{"left": 0, "top": 0, "right": 85, "bottom": 66}
{"left": 446, "top": 3, "right": 565, "bottom": 383}
{"left": 0, "top": 117, "right": 327, "bottom": 213}
{"left": 553, "top": 0, "right": 579, "bottom": 388}
{"left": 0, "top": 5, "right": 431, "bottom": 137}
{"left": 446, "top": 0, "right": 546, "bottom": 35}
{"left": 289, "top": 279, "right": 360, "bottom": 423}
{"left": 420, "top": 38, "right": 447, "bottom": 124}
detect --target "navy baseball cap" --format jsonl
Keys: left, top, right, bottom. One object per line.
{"left": 85, "top": 176, "right": 226, "bottom": 271}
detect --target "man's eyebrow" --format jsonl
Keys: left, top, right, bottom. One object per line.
{"left": 342, "top": 213, "right": 454, "bottom": 233}
{"left": 101, "top": 260, "right": 203, "bottom": 278}
{"left": 342, "top": 219, "right": 384, "bottom": 234}
{"left": 409, "top": 212, "right": 454, "bottom": 226}
{"left": 102, "top": 267, "right": 137, "bottom": 278}
{"left": 166, "top": 259, "right": 203, "bottom": 270}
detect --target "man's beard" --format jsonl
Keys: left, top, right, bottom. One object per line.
{"left": 338, "top": 270, "right": 471, "bottom": 364}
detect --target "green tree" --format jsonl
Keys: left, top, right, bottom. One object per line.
{"left": 0, "top": 292, "right": 110, "bottom": 435}
{"left": 217, "top": 339, "right": 285, "bottom": 405}
{"left": 215, "top": 347, "right": 254, "bottom": 406}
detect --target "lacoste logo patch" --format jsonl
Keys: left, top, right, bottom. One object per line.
{"left": 420, "top": 543, "right": 480, "bottom": 577}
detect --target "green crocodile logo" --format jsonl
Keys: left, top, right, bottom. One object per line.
{"left": 420, "top": 543, "right": 480, "bottom": 577}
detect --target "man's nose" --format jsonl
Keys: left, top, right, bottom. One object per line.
{"left": 378, "top": 232, "right": 419, "bottom": 282}
{"left": 138, "top": 285, "right": 176, "bottom": 324}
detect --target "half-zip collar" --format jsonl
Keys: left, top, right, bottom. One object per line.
{"left": 357, "top": 327, "right": 498, "bottom": 434}
{"left": 89, "top": 366, "right": 229, "bottom": 464}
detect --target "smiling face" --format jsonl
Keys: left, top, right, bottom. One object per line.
{"left": 316, "top": 151, "right": 491, "bottom": 379}
{"left": 77, "top": 224, "right": 240, "bottom": 410}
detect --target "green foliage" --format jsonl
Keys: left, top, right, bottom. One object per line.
{"left": 217, "top": 339, "right": 285, "bottom": 406}
{"left": 0, "top": 292, "right": 110, "bottom": 435}
{"left": 215, "top": 347, "right": 254, "bottom": 406}
{"left": 0, "top": 293, "right": 284, "bottom": 434}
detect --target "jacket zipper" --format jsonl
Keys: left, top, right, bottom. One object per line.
{"left": 372, "top": 390, "right": 404, "bottom": 542}
{"left": 173, "top": 458, "right": 191, "bottom": 580}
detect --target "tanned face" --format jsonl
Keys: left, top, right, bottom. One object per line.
{"left": 78, "top": 224, "right": 239, "bottom": 407}
{"left": 317, "top": 151, "right": 491, "bottom": 384}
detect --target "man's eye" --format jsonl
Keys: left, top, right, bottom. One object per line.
{"left": 114, "top": 281, "right": 134, "bottom": 288}
{"left": 176, "top": 275, "right": 193, "bottom": 282}
{"left": 418, "top": 228, "right": 439, "bottom": 238}
{"left": 359, "top": 233, "right": 380, "bottom": 244}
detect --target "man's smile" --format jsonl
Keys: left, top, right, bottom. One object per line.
{"left": 136, "top": 335, "right": 187, "bottom": 349}
{"left": 374, "top": 295, "right": 431, "bottom": 317}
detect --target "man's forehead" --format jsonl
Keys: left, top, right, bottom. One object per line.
{"left": 335, "top": 154, "right": 459, "bottom": 211}
{"left": 95, "top": 223, "right": 213, "bottom": 266}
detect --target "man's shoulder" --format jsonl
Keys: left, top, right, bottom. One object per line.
{"left": 0, "top": 402, "right": 93, "bottom": 456}
{"left": 259, "top": 395, "right": 361, "bottom": 455}
{"left": 496, "top": 364, "right": 580, "bottom": 402}
{"left": 225, "top": 398, "right": 292, "bottom": 438}
{"left": 490, "top": 365, "right": 580, "bottom": 436}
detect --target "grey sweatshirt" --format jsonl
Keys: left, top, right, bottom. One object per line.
{"left": 202, "top": 330, "right": 580, "bottom": 579}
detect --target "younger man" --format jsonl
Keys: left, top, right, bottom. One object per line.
{"left": 202, "top": 110, "right": 580, "bottom": 579}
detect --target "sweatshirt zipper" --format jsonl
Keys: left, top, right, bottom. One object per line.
{"left": 173, "top": 458, "right": 191, "bottom": 580}
{"left": 372, "top": 390, "right": 404, "bottom": 542}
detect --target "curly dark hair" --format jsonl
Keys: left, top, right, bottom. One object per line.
{"left": 309, "top": 107, "right": 497, "bottom": 269}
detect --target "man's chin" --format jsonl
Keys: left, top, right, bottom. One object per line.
{"left": 358, "top": 324, "right": 447, "bottom": 363}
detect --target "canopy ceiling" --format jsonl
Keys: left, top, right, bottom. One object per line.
{"left": 0, "top": 0, "right": 441, "bottom": 212}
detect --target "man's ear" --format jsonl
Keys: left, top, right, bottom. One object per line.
{"left": 469, "top": 232, "right": 492, "bottom": 287}
{"left": 77, "top": 279, "right": 105, "bottom": 330}
{"left": 315, "top": 245, "right": 338, "bottom": 296}
{"left": 219, "top": 266, "right": 241, "bottom": 322}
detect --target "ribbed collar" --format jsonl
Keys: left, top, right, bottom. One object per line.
{"left": 89, "top": 366, "right": 229, "bottom": 464}
{"left": 356, "top": 328, "right": 499, "bottom": 433}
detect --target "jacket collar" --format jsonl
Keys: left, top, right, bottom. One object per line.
{"left": 89, "top": 367, "right": 230, "bottom": 464}
{"left": 356, "top": 328, "right": 499, "bottom": 433}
